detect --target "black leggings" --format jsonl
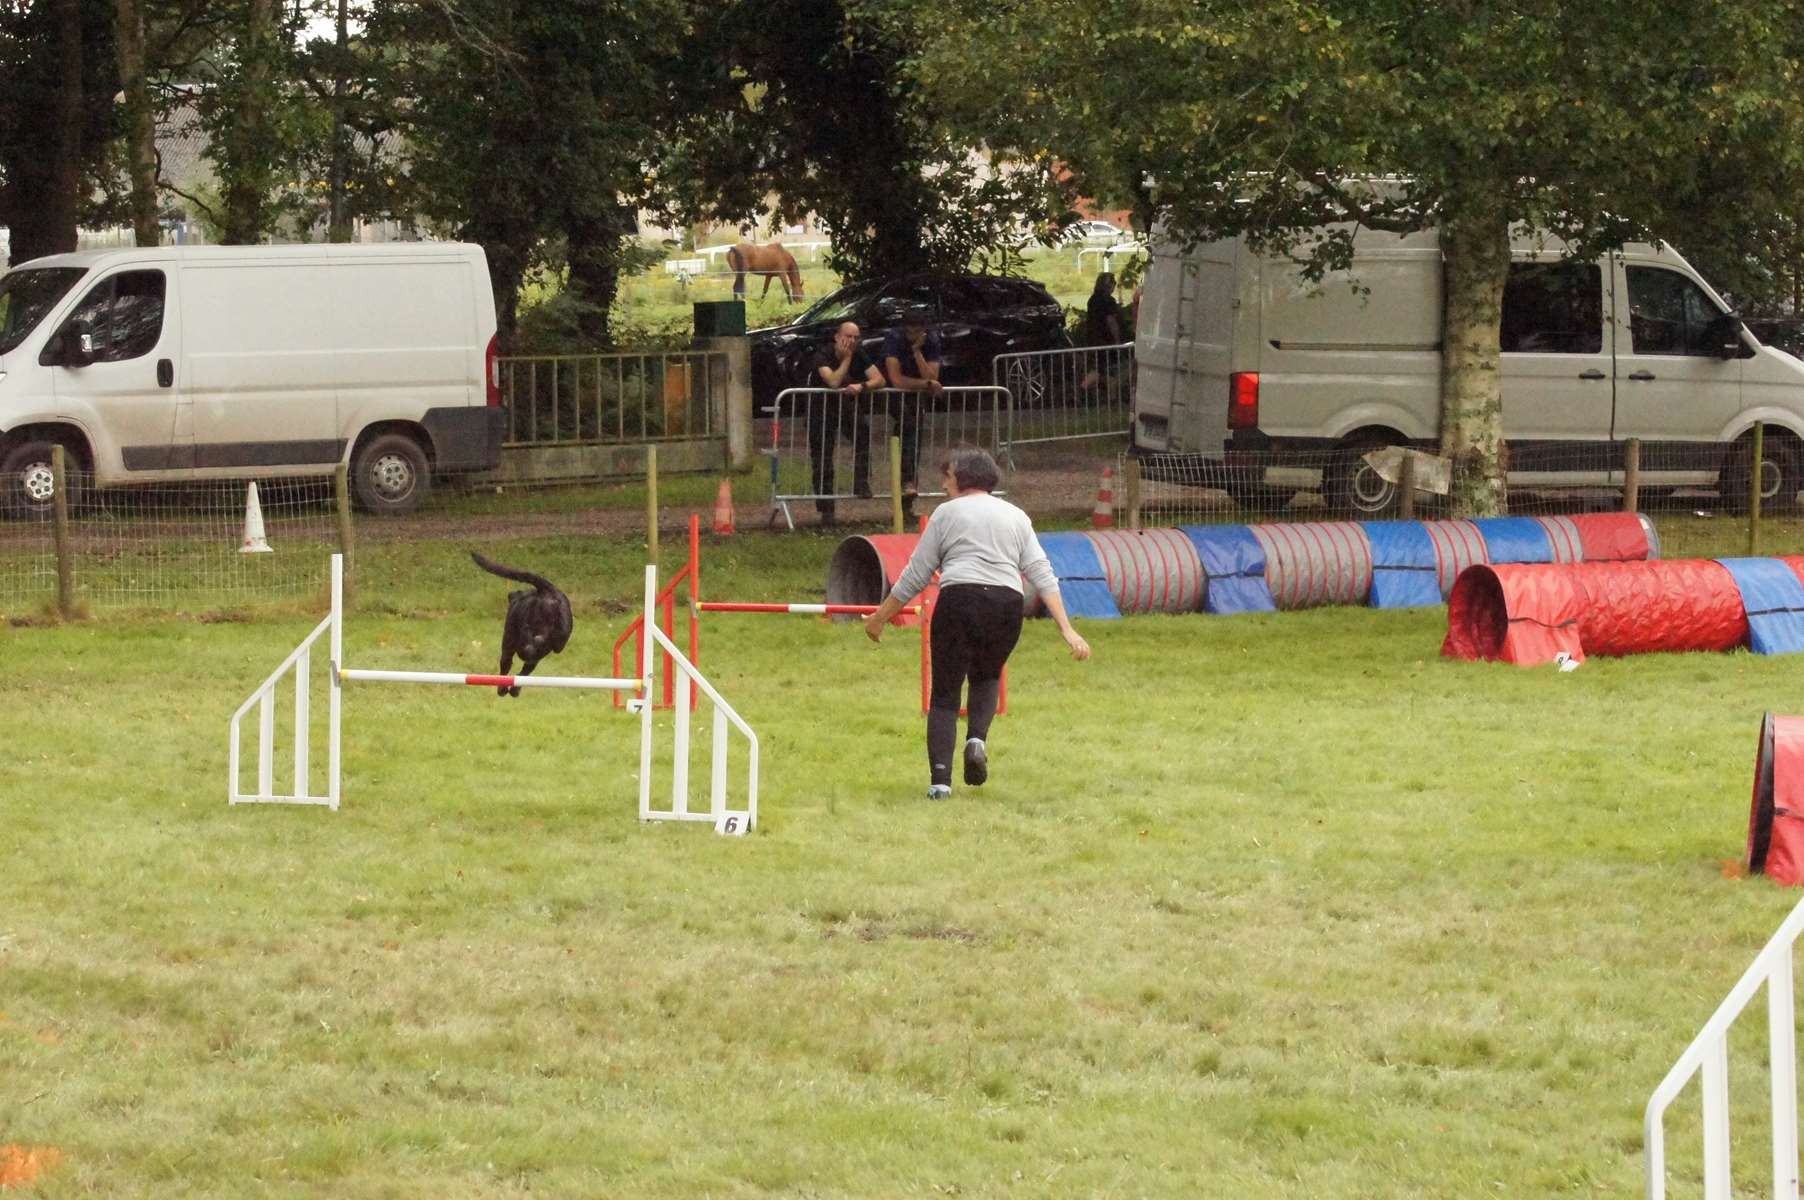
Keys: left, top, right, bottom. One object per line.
{"left": 926, "top": 584, "right": 1024, "bottom": 785}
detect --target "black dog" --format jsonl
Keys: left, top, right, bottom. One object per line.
{"left": 470, "top": 552, "right": 573, "bottom": 697}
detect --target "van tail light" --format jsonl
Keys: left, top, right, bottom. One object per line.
{"left": 1228, "top": 372, "right": 1259, "bottom": 430}
{"left": 485, "top": 334, "right": 502, "bottom": 407}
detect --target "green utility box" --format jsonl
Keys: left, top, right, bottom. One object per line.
{"left": 693, "top": 300, "right": 747, "bottom": 338}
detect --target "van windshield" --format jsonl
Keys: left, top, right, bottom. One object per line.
{"left": 0, "top": 267, "right": 86, "bottom": 356}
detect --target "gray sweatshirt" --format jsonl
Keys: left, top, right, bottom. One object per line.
{"left": 889, "top": 492, "right": 1060, "bottom": 602}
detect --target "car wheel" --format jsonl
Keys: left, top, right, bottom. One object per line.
{"left": 1722, "top": 433, "right": 1802, "bottom": 514}
{"left": 1, "top": 439, "right": 81, "bottom": 520}
{"left": 1326, "top": 437, "right": 1401, "bottom": 517}
{"left": 352, "top": 432, "right": 431, "bottom": 515}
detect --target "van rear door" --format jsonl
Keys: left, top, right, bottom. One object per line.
{"left": 50, "top": 266, "right": 185, "bottom": 474}
{"left": 1133, "top": 241, "right": 1235, "bottom": 456}
{"left": 1498, "top": 258, "right": 1617, "bottom": 480}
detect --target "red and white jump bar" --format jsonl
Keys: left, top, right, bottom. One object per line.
{"left": 695, "top": 602, "right": 920, "bottom": 616}
{"left": 339, "top": 667, "right": 639, "bottom": 691}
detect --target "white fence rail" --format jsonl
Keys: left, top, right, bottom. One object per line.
{"left": 1646, "top": 896, "right": 1804, "bottom": 1199}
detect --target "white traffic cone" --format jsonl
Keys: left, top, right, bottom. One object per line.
{"left": 239, "top": 482, "right": 274, "bottom": 553}
{"left": 1091, "top": 465, "right": 1116, "bottom": 529}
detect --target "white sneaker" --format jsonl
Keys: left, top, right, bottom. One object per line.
{"left": 927, "top": 784, "right": 952, "bottom": 800}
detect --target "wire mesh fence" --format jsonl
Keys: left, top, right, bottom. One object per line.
{"left": 0, "top": 469, "right": 344, "bottom": 620}
{"left": 1118, "top": 435, "right": 1790, "bottom": 540}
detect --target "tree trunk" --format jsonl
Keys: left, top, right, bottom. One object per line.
{"left": 115, "top": 0, "right": 159, "bottom": 247}
{"left": 220, "top": 0, "right": 274, "bottom": 244}
{"left": 42, "top": 0, "right": 86, "bottom": 258}
{"left": 1439, "top": 207, "right": 1512, "bottom": 516}
{"left": 565, "top": 203, "right": 634, "bottom": 348}
{"left": 473, "top": 222, "right": 530, "bottom": 352}
{"left": 327, "top": 0, "right": 352, "bottom": 243}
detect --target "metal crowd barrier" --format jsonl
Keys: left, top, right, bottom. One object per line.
{"left": 764, "top": 386, "right": 1009, "bottom": 529}
{"left": 992, "top": 343, "right": 1134, "bottom": 459}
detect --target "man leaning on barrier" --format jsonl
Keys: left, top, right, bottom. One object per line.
{"left": 809, "top": 321, "right": 885, "bottom": 525}
{"left": 882, "top": 304, "right": 944, "bottom": 520}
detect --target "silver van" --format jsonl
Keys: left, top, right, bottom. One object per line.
{"left": 0, "top": 242, "right": 503, "bottom": 516}
{"left": 1133, "top": 226, "right": 1799, "bottom": 512}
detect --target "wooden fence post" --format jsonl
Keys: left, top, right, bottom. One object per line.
{"left": 1622, "top": 437, "right": 1641, "bottom": 514}
{"left": 889, "top": 436, "right": 904, "bottom": 535}
{"left": 51, "top": 446, "right": 74, "bottom": 619}
{"left": 1397, "top": 452, "right": 1416, "bottom": 521}
{"left": 1125, "top": 457, "right": 1143, "bottom": 529}
{"left": 1750, "top": 423, "right": 1765, "bottom": 556}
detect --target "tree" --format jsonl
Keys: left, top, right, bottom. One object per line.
{"left": 892, "top": 0, "right": 1804, "bottom": 513}
{"left": 0, "top": 0, "right": 119, "bottom": 264}
{"left": 115, "top": 0, "right": 159, "bottom": 246}
{"left": 368, "top": 0, "right": 694, "bottom": 349}
{"left": 665, "top": 0, "right": 1066, "bottom": 283}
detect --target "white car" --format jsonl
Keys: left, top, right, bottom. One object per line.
{"left": 1064, "top": 219, "right": 1128, "bottom": 244}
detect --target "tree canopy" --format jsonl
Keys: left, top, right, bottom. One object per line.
{"left": 891, "top": 0, "right": 1804, "bottom": 511}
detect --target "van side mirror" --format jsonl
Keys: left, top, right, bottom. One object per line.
{"left": 39, "top": 319, "right": 94, "bottom": 368}
{"left": 1708, "top": 312, "right": 1746, "bottom": 360}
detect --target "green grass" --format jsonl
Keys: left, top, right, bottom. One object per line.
{"left": 3, "top": 525, "right": 1802, "bottom": 1196}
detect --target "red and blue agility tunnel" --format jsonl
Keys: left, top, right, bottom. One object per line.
{"left": 1443, "top": 555, "right": 1804, "bottom": 665}
{"left": 825, "top": 513, "right": 1657, "bottom": 619}
{"left": 1749, "top": 713, "right": 1804, "bottom": 886}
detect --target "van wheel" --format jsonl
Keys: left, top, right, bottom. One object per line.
{"left": 1722, "top": 435, "right": 1802, "bottom": 515}
{"left": 1326, "top": 438, "right": 1400, "bottom": 516}
{"left": 352, "top": 433, "right": 431, "bottom": 515}
{"left": 1, "top": 439, "right": 81, "bottom": 520}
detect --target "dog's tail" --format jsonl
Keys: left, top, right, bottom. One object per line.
{"left": 470, "top": 551, "right": 558, "bottom": 592}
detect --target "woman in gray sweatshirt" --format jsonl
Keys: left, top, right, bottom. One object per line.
{"left": 864, "top": 447, "right": 1091, "bottom": 799}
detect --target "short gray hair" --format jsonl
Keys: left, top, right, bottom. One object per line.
{"left": 940, "top": 446, "right": 1000, "bottom": 492}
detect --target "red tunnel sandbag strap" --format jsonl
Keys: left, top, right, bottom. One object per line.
{"left": 1756, "top": 713, "right": 1804, "bottom": 886}
{"left": 1443, "top": 563, "right": 1586, "bottom": 664}
{"left": 1566, "top": 559, "right": 1748, "bottom": 657}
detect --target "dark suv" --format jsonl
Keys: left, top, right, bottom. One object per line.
{"left": 749, "top": 271, "right": 1071, "bottom": 410}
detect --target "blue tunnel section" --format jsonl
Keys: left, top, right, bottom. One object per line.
{"left": 1023, "top": 513, "right": 1658, "bottom": 619}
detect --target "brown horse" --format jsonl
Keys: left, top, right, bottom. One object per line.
{"left": 726, "top": 242, "right": 803, "bottom": 302}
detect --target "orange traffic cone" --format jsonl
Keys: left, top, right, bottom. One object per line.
{"left": 712, "top": 478, "right": 736, "bottom": 535}
{"left": 1091, "top": 465, "right": 1116, "bottom": 528}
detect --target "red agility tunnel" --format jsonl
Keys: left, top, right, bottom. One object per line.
{"left": 1749, "top": 713, "right": 1804, "bottom": 886}
{"left": 1442, "top": 559, "right": 1754, "bottom": 665}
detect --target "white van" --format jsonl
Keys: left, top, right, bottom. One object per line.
{"left": 1132, "top": 226, "right": 1801, "bottom": 513}
{"left": 0, "top": 242, "right": 503, "bottom": 516}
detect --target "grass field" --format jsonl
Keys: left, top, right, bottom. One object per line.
{"left": 5, "top": 518, "right": 1804, "bottom": 1197}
